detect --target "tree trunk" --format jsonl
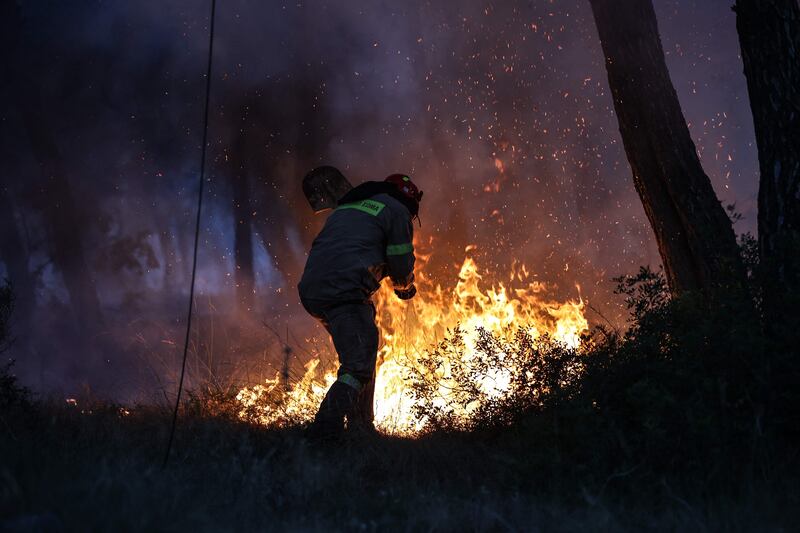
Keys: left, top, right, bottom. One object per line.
{"left": 589, "top": 0, "right": 746, "bottom": 295}
{"left": 4, "top": 3, "right": 104, "bottom": 330}
{"left": 734, "top": 0, "right": 800, "bottom": 322}
{"left": 16, "top": 93, "right": 105, "bottom": 329}
{"left": 231, "top": 133, "right": 256, "bottom": 312}
{"left": 0, "top": 185, "right": 36, "bottom": 331}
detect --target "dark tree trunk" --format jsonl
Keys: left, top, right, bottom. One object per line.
{"left": 16, "top": 94, "right": 105, "bottom": 329}
{"left": 231, "top": 133, "right": 256, "bottom": 312}
{"left": 0, "top": 0, "right": 35, "bottom": 331}
{"left": 734, "top": 0, "right": 800, "bottom": 322}
{"left": 589, "top": 0, "right": 746, "bottom": 295}
{"left": 4, "top": 3, "right": 104, "bottom": 330}
{"left": 0, "top": 185, "right": 35, "bottom": 330}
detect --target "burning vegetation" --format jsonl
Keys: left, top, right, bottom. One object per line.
{"left": 237, "top": 247, "right": 588, "bottom": 434}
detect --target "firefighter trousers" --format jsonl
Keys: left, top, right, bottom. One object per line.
{"left": 301, "top": 299, "right": 379, "bottom": 434}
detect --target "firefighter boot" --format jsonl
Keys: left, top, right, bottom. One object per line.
{"left": 310, "top": 380, "right": 360, "bottom": 439}
{"left": 351, "top": 375, "right": 377, "bottom": 435}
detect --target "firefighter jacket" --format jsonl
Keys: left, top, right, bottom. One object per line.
{"left": 298, "top": 183, "right": 416, "bottom": 304}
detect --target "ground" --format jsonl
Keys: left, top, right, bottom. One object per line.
{"left": 1, "top": 396, "right": 795, "bottom": 532}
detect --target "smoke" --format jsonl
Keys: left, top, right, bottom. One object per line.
{"left": 0, "top": 0, "right": 757, "bottom": 399}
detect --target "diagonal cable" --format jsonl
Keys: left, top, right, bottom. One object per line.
{"left": 163, "top": 0, "right": 217, "bottom": 468}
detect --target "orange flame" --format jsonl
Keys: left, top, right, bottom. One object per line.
{"left": 237, "top": 248, "right": 588, "bottom": 435}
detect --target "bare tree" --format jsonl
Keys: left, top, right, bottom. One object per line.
{"left": 734, "top": 0, "right": 800, "bottom": 322}
{"left": 589, "top": 0, "right": 746, "bottom": 295}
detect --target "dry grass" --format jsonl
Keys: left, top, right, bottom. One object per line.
{"left": 0, "top": 381, "right": 795, "bottom": 532}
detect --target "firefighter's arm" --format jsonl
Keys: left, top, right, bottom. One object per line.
{"left": 385, "top": 210, "right": 416, "bottom": 298}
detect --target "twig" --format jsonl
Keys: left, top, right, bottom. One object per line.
{"left": 288, "top": 328, "right": 317, "bottom": 360}
{"left": 587, "top": 302, "right": 620, "bottom": 337}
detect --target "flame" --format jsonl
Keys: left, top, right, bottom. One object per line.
{"left": 237, "top": 248, "right": 588, "bottom": 435}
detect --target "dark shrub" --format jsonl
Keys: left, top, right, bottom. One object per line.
{"left": 0, "top": 281, "right": 29, "bottom": 408}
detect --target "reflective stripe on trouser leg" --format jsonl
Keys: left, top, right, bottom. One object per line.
{"left": 337, "top": 373, "right": 362, "bottom": 391}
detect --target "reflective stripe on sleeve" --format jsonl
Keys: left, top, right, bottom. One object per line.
{"left": 386, "top": 243, "right": 414, "bottom": 256}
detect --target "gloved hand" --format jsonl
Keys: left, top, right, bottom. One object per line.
{"left": 394, "top": 285, "right": 417, "bottom": 300}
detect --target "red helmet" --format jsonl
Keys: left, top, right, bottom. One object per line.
{"left": 384, "top": 174, "right": 423, "bottom": 204}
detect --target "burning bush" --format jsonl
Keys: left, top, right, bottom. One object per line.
{"left": 408, "top": 328, "right": 585, "bottom": 432}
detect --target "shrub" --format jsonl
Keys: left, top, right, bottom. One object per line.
{"left": 0, "top": 281, "right": 29, "bottom": 408}
{"left": 0, "top": 280, "right": 13, "bottom": 354}
{"left": 407, "top": 328, "right": 584, "bottom": 432}
{"left": 406, "top": 265, "right": 782, "bottom": 477}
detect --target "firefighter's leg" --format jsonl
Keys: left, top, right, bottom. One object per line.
{"left": 351, "top": 301, "right": 377, "bottom": 431}
{"left": 350, "top": 303, "right": 378, "bottom": 431}
{"left": 313, "top": 380, "right": 360, "bottom": 437}
{"left": 312, "top": 302, "right": 378, "bottom": 435}
{"left": 355, "top": 370, "right": 376, "bottom": 431}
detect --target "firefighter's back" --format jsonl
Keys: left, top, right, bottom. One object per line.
{"left": 298, "top": 193, "right": 406, "bottom": 303}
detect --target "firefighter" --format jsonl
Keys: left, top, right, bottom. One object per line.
{"left": 298, "top": 170, "right": 423, "bottom": 437}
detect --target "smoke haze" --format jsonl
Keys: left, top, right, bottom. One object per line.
{"left": 0, "top": 0, "right": 758, "bottom": 399}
